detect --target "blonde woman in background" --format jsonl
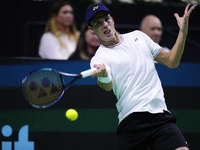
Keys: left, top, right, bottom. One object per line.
{"left": 39, "top": 1, "right": 79, "bottom": 60}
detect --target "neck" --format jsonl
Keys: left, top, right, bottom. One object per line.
{"left": 101, "top": 32, "right": 122, "bottom": 47}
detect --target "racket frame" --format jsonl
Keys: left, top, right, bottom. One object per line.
{"left": 21, "top": 68, "right": 96, "bottom": 108}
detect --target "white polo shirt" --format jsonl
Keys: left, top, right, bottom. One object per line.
{"left": 90, "top": 30, "right": 168, "bottom": 123}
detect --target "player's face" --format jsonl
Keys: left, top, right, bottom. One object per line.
{"left": 55, "top": 5, "right": 74, "bottom": 27}
{"left": 144, "top": 19, "right": 162, "bottom": 43}
{"left": 89, "top": 12, "right": 116, "bottom": 43}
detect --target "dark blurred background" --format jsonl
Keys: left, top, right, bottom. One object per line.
{"left": 0, "top": 0, "right": 200, "bottom": 62}
{"left": 0, "top": 1, "right": 200, "bottom": 149}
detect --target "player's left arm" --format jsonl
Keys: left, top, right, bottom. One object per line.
{"left": 155, "top": 4, "right": 197, "bottom": 68}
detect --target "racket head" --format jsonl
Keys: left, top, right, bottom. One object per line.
{"left": 22, "top": 68, "right": 65, "bottom": 108}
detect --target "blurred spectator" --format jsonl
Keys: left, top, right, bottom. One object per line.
{"left": 140, "top": 15, "right": 170, "bottom": 52}
{"left": 39, "top": 1, "right": 79, "bottom": 60}
{"left": 69, "top": 22, "right": 100, "bottom": 60}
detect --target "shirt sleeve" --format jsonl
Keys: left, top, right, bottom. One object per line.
{"left": 139, "top": 31, "right": 162, "bottom": 58}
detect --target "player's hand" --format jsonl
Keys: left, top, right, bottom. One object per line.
{"left": 174, "top": 4, "right": 197, "bottom": 35}
{"left": 91, "top": 64, "right": 108, "bottom": 78}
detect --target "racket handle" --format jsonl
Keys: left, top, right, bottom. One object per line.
{"left": 81, "top": 68, "right": 97, "bottom": 78}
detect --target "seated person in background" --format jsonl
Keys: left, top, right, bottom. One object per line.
{"left": 39, "top": 1, "right": 79, "bottom": 60}
{"left": 69, "top": 22, "right": 100, "bottom": 60}
{"left": 140, "top": 15, "right": 170, "bottom": 52}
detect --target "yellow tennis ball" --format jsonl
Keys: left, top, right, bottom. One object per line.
{"left": 65, "top": 109, "right": 78, "bottom": 121}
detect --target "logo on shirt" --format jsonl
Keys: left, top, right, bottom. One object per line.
{"left": 134, "top": 38, "right": 138, "bottom": 42}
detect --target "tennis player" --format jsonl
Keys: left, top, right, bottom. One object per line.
{"left": 86, "top": 3, "right": 196, "bottom": 150}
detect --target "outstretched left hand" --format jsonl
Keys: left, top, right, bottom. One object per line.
{"left": 174, "top": 4, "right": 197, "bottom": 35}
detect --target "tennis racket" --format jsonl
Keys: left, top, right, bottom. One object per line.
{"left": 21, "top": 68, "right": 96, "bottom": 108}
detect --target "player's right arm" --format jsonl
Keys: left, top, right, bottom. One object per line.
{"left": 92, "top": 64, "right": 114, "bottom": 91}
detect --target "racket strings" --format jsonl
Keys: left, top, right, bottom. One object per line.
{"left": 22, "top": 70, "right": 64, "bottom": 107}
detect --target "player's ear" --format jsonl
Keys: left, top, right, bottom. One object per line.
{"left": 111, "top": 16, "right": 114, "bottom": 24}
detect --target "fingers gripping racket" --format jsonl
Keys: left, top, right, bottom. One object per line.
{"left": 21, "top": 68, "right": 96, "bottom": 108}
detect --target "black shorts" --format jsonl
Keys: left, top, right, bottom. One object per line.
{"left": 116, "top": 111, "right": 189, "bottom": 150}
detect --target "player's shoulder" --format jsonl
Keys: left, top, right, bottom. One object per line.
{"left": 94, "top": 46, "right": 105, "bottom": 56}
{"left": 90, "top": 47, "right": 106, "bottom": 66}
{"left": 91, "top": 46, "right": 108, "bottom": 61}
{"left": 121, "top": 30, "right": 145, "bottom": 37}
